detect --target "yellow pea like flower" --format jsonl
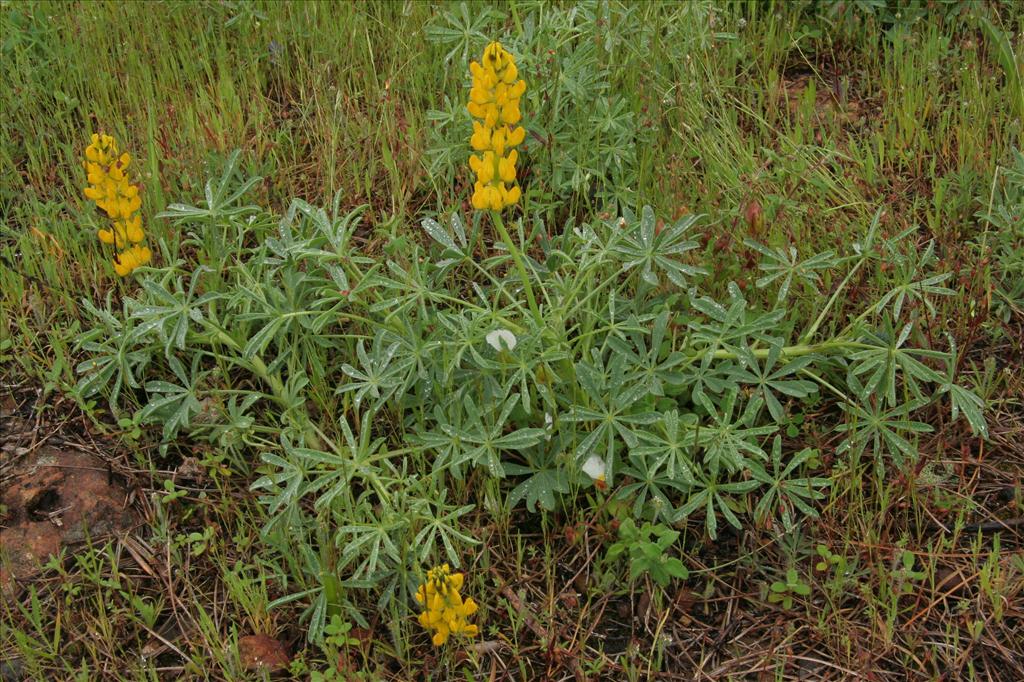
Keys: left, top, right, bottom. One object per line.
{"left": 498, "top": 150, "right": 517, "bottom": 183}
{"left": 467, "top": 41, "right": 525, "bottom": 211}
{"left": 112, "top": 245, "right": 152, "bottom": 277}
{"left": 415, "top": 564, "right": 479, "bottom": 646}
{"left": 84, "top": 133, "right": 151, "bottom": 277}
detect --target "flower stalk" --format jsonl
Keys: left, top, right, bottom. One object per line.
{"left": 465, "top": 41, "right": 540, "bottom": 325}
{"left": 490, "top": 209, "right": 542, "bottom": 325}
{"left": 467, "top": 42, "right": 526, "bottom": 211}
{"left": 83, "top": 133, "right": 151, "bottom": 276}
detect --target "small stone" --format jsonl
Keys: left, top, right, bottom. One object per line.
{"left": 238, "top": 635, "right": 289, "bottom": 671}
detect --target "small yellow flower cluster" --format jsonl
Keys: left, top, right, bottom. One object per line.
{"left": 415, "top": 564, "right": 479, "bottom": 646}
{"left": 468, "top": 42, "right": 526, "bottom": 211}
{"left": 83, "top": 134, "right": 151, "bottom": 276}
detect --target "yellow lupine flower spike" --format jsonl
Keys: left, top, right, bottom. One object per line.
{"left": 84, "top": 133, "right": 150, "bottom": 276}
{"left": 415, "top": 564, "right": 479, "bottom": 646}
{"left": 467, "top": 41, "right": 526, "bottom": 211}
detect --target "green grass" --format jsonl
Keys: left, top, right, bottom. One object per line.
{"left": 2, "top": 1, "right": 1023, "bottom": 680}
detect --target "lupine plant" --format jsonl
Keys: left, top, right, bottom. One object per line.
{"left": 70, "top": 33, "right": 988, "bottom": 651}
{"left": 73, "top": 153, "right": 985, "bottom": 643}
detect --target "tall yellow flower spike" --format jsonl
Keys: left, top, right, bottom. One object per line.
{"left": 468, "top": 42, "right": 526, "bottom": 211}
{"left": 84, "top": 133, "right": 151, "bottom": 276}
{"left": 415, "top": 564, "right": 479, "bottom": 646}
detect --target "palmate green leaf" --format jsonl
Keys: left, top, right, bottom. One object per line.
{"left": 421, "top": 216, "right": 464, "bottom": 257}
{"left": 156, "top": 150, "right": 261, "bottom": 221}
{"left": 632, "top": 409, "right": 699, "bottom": 485}
{"left": 336, "top": 514, "right": 405, "bottom": 581}
{"left": 946, "top": 383, "right": 988, "bottom": 437}
{"left": 688, "top": 292, "right": 730, "bottom": 322}
{"left": 675, "top": 474, "right": 759, "bottom": 540}
{"left": 750, "top": 436, "right": 830, "bottom": 532}
{"left": 74, "top": 296, "right": 151, "bottom": 412}
{"left": 730, "top": 341, "right": 818, "bottom": 423}
{"left": 444, "top": 393, "right": 546, "bottom": 479}
{"left": 410, "top": 489, "right": 479, "bottom": 566}
{"left": 871, "top": 237, "right": 955, "bottom": 320}
{"left": 74, "top": 338, "right": 150, "bottom": 412}
{"left": 881, "top": 271, "right": 955, "bottom": 321}
{"left": 618, "top": 449, "right": 689, "bottom": 523}
{"left": 414, "top": 409, "right": 471, "bottom": 479}
{"left": 362, "top": 258, "right": 433, "bottom": 320}
{"left": 423, "top": 1, "right": 501, "bottom": 64}
{"left": 687, "top": 283, "right": 787, "bottom": 354}
{"left": 336, "top": 337, "right": 404, "bottom": 410}
{"left": 284, "top": 194, "right": 366, "bottom": 256}
{"left": 565, "top": 351, "right": 658, "bottom": 483}
{"left": 699, "top": 388, "right": 775, "bottom": 476}
{"left": 680, "top": 352, "right": 736, "bottom": 415}
{"left": 612, "top": 206, "right": 706, "bottom": 288}
{"left": 243, "top": 316, "right": 284, "bottom": 360}
{"left": 935, "top": 335, "right": 989, "bottom": 438}
{"left": 139, "top": 355, "right": 205, "bottom": 440}
{"left": 835, "top": 392, "right": 933, "bottom": 467}
{"left": 251, "top": 435, "right": 307, "bottom": 515}
{"left": 504, "top": 463, "right": 571, "bottom": 512}
{"left": 744, "top": 238, "right": 838, "bottom": 304}
{"left": 291, "top": 413, "right": 390, "bottom": 513}
{"left": 129, "top": 269, "right": 214, "bottom": 359}
{"left": 607, "top": 310, "right": 686, "bottom": 398}
{"left": 849, "top": 319, "right": 945, "bottom": 407}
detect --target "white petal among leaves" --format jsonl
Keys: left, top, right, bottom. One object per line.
{"left": 485, "top": 328, "right": 517, "bottom": 352}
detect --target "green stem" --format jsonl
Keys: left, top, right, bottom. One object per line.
{"left": 704, "top": 339, "right": 872, "bottom": 362}
{"left": 801, "top": 258, "right": 865, "bottom": 344}
{"left": 205, "top": 325, "right": 320, "bottom": 447}
{"left": 489, "top": 210, "right": 542, "bottom": 326}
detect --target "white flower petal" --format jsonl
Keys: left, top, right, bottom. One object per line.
{"left": 485, "top": 328, "right": 517, "bottom": 352}
{"left": 582, "top": 454, "right": 606, "bottom": 481}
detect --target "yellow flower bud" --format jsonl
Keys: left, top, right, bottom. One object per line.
{"left": 491, "top": 127, "right": 507, "bottom": 157}
{"left": 502, "top": 61, "right": 518, "bottom": 83}
{"left": 483, "top": 104, "right": 499, "bottom": 129}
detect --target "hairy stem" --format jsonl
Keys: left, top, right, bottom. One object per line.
{"left": 489, "top": 210, "right": 543, "bottom": 326}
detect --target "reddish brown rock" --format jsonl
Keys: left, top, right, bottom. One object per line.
{"left": 238, "top": 634, "right": 290, "bottom": 671}
{"left": 0, "top": 446, "right": 136, "bottom": 596}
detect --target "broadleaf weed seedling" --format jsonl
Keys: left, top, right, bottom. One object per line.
{"left": 605, "top": 518, "right": 689, "bottom": 588}
{"left": 767, "top": 568, "right": 812, "bottom": 611}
